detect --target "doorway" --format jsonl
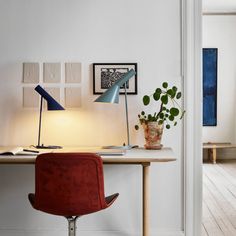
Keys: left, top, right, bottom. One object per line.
{"left": 202, "top": 2, "right": 236, "bottom": 235}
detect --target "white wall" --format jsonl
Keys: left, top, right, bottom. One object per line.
{"left": 203, "top": 0, "right": 236, "bottom": 12}
{"left": 0, "top": 0, "right": 183, "bottom": 235}
{"left": 203, "top": 16, "right": 236, "bottom": 159}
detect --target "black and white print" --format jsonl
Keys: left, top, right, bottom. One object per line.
{"left": 101, "top": 68, "right": 129, "bottom": 89}
{"left": 93, "top": 63, "right": 137, "bottom": 95}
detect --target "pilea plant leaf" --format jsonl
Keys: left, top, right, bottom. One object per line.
{"left": 162, "top": 82, "right": 168, "bottom": 88}
{"left": 180, "top": 110, "right": 186, "bottom": 119}
{"left": 169, "top": 115, "right": 174, "bottom": 121}
{"left": 161, "top": 94, "right": 168, "bottom": 104}
{"left": 153, "top": 92, "right": 160, "bottom": 101}
{"left": 156, "top": 88, "right": 162, "bottom": 94}
{"left": 170, "top": 107, "right": 179, "bottom": 116}
{"left": 176, "top": 92, "right": 182, "bottom": 99}
{"left": 171, "top": 90, "right": 176, "bottom": 98}
{"left": 143, "top": 95, "right": 150, "bottom": 105}
{"left": 172, "top": 86, "right": 177, "bottom": 92}
{"left": 167, "top": 89, "right": 173, "bottom": 96}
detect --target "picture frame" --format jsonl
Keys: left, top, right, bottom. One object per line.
{"left": 203, "top": 48, "right": 218, "bottom": 126}
{"left": 93, "top": 63, "right": 137, "bottom": 95}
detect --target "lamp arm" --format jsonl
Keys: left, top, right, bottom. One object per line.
{"left": 37, "top": 96, "right": 43, "bottom": 147}
{"left": 124, "top": 83, "right": 130, "bottom": 146}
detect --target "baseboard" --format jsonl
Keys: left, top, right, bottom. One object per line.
{"left": 0, "top": 229, "right": 184, "bottom": 236}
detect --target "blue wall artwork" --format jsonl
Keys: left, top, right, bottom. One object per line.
{"left": 203, "top": 48, "right": 218, "bottom": 126}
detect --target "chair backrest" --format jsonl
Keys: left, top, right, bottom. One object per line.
{"left": 33, "top": 153, "right": 107, "bottom": 216}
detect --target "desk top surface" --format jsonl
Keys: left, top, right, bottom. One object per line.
{"left": 0, "top": 146, "right": 176, "bottom": 164}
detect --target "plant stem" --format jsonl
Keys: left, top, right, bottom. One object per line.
{"left": 166, "top": 93, "right": 184, "bottom": 112}
{"left": 156, "top": 102, "right": 163, "bottom": 118}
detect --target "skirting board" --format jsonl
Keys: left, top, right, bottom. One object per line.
{"left": 0, "top": 229, "right": 184, "bottom": 236}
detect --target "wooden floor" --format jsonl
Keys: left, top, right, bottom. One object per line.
{"left": 202, "top": 160, "right": 236, "bottom": 236}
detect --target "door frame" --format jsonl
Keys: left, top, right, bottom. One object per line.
{"left": 182, "top": 0, "right": 202, "bottom": 235}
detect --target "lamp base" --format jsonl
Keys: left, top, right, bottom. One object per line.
{"left": 102, "top": 144, "right": 139, "bottom": 150}
{"left": 35, "top": 145, "right": 62, "bottom": 149}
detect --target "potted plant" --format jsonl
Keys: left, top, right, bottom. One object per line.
{"left": 135, "top": 82, "right": 185, "bottom": 149}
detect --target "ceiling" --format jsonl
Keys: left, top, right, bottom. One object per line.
{"left": 203, "top": 0, "right": 236, "bottom": 12}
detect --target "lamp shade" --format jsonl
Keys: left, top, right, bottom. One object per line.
{"left": 94, "top": 85, "right": 120, "bottom": 103}
{"left": 35, "top": 85, "right": 64, "bottom": 110}
{"left": 94, "top": 69, "right": 136, "bottom": 104}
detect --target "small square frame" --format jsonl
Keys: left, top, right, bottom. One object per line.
{"left": 93, "top": 63, "right": 137, "bottom": 95}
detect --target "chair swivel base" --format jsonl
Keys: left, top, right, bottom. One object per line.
{"left": 66, "top": 216, "right": 80, "bottom": 236}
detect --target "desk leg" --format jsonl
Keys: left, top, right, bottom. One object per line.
{"left": 142, "top": 163, "right": 150, "bottom": 236}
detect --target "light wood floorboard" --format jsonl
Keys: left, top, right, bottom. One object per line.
{"left": 202, "top": 160, "right": 236, "bottom": 236}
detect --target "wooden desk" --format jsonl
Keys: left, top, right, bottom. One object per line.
{"left": 0, "top": 147, "right": 176, "bottom": 236}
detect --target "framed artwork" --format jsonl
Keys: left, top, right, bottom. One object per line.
{"left": 93, "top": 63, "right": 137, "bottom": 94}
{"left": 203, "top": 48, "right": 218, "bottom": 126}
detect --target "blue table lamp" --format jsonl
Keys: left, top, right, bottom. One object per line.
{"left": 94, "top": 69, "right": 138, "bottom": 149}
{"left": 34, "top": 85, "right": 65, "bottom": 149}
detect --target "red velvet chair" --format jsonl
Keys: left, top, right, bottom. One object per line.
{"left": 28, "top": 153, "right": 119, "bottom": 236}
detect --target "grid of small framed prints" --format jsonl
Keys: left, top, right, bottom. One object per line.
{"left": 22, "top": 62, "right": 82, "bottom": 109}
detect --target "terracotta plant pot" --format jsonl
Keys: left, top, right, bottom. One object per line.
{"left": 142, "top": 122, "right": 164, "bottom": 149}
